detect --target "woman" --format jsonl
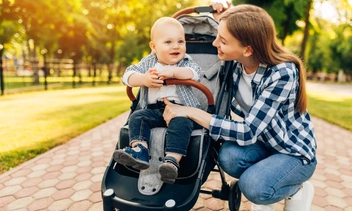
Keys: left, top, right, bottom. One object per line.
{"left": 163, "top": 3, "right": 317, "bottom": 211}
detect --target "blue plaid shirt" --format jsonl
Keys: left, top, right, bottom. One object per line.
{"left": 209, "top": 62, "right": 317, "bottom": 164}
{"left": 123, "top": 53, "right": 201, "bottom": 109}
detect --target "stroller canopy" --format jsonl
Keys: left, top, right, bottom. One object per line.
{"left": 177, "top": 15, "right": 218, "bottom": 38}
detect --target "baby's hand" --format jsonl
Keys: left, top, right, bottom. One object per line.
{"left": 144, "top": 68, "right": 163, "bottom": 88}
{"left": 157, "top": 68, "right": 175, "bottom": 80}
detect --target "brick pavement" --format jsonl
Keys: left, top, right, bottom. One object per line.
{"left": 0, "top": 111, "right": 352, "bottom": 211}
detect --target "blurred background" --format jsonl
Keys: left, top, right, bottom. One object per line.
{"left": 0, "top": 3, "right": 351, "bottom": 209}
{"left": 0, "top": 0, "right": 351, "bottom": 94}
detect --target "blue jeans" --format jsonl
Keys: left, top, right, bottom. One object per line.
{"left": 218, "top": 141, "right": 317, "bottom": 205}
{"left": 128, "top": 108, "right": 194, "bottom": 156}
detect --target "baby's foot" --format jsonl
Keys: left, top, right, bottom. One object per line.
{"left": 159, "top": 156, "right": 179, "bottom": 184}
{"left": 113, "top": 144, "right": 150, "bottom": 170}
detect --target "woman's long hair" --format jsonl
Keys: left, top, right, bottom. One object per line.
{"left": 220, "top": 5, "right": 307, "bottom": 113}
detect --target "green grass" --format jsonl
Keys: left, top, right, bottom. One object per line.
{"left": 3, "top": 74, "right": 120, "bottom": 91}
{"left": 307, "top": 90, "right": 352, "bottom": 131}
{"left": 0, "top": 84, "right": 131, "bottom": 173}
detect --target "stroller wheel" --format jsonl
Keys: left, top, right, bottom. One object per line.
{"left": 228, "top": 181, "right": 241, "bottom": 211}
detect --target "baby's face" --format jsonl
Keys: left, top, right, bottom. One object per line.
{"left": 150, "top": 24, "right": 186, "bottom": 65}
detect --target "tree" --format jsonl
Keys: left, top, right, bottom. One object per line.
{"left": 305, "top": 23, "right": 334, "bottom": 75}
{"left": 306, "top": 0, "right": 352, "bottom": 79}
{"left": 234, "top": 0, "right": 309, "bottom": 44}
{"left": 300, "top": 0, "right": 313, "bottom": 61}
{"left": 4, "top": 0, "right": 89, "bottom": 84}
{"left": 332, "top": 24, "right": 352, "bottom": 76}
{"left": 81, "top": 0, "right": 120, "bottom": 83}
{"left": 0, "top": 0, "right": 23, "bottom": 94}
{"left": 112, "top": 0, "right": 198, "bottom": 73}
{"left": 233, "top": 0, "right": 311, "bottom": 61}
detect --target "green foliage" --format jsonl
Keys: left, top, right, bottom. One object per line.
{"left": 233, "top": 0, "right": 309, "bottom": 43}
{"left": 305, "top": 33, "right": 327, "bottom": 72}
{"left": 0, "top": 0, "right": 198, "bottom": 66}
{"left": 111, "top": 0, "right": 197, "bottom": 66}
{"left": 236, "top": 0, "right": 352, "bottom": 76}
{"left": 333, "top": 24, "right": 352, "bottom": 75}
{"left": 0, "top": 20, "right": 20, "bottom": 44}
{"left": 0, "top": 1, "right": 22, "bottom": 45}
{"left": 306, "top": 19, "right": 352, "bottom": 75}
{"left": 305, "top": 19, "right": 336, "bottom": 73}
{"left": 272, "top": 0, "right": 308, "bottom": 41}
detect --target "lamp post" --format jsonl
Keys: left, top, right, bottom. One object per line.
{"left": 70, "top": 51, "right": 76, "bottom": 88}
{"left": 41, "top": 49, "right": 48, "bottom": 90}
{"left": 56, "top": 49, "right": 62, "bottom": 77}
{"left": 107, "top": 23, "right": 114, "bottom": 84}
{"left": 0, "top": 44, "right": 4, "bottom": 95}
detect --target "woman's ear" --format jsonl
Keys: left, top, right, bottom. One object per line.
{"left": 149, "top": 41, "right": 156, "bottom": 53}
{"left": 243, "top": 45, "right": 254, "bottom": 57}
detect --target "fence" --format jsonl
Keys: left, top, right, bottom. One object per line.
{"left": 0, "top": 57, "right": 126, "bottom": 95}
{"left": 307, "top": 70, "right": 352, "bottom": 83}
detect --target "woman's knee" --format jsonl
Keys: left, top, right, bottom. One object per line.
{"left": 218, "top": 141, "right": 270, "bottom": 179}
{"left": 217, "top": 142, "right": 246, "bottom": 178}
{"left": 238, "top": 176, "right": 275, "bottom": 204}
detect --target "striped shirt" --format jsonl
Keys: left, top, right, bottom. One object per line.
{"left": 123, "top": 53, "right": 202, "bottom": 109}
{"left": 209, "top": 62, "right": 317, "bottom": 164}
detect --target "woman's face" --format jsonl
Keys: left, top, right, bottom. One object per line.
{"left": 212, "top": 20, "right": 248, "bottom": 62}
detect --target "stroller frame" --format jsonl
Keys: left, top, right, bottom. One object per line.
{"left": 101, "top": 6, "right": 242, "bottom": 211}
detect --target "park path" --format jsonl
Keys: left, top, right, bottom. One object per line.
{"left": 306, "top": 82, "right": 352, "bottom": 97}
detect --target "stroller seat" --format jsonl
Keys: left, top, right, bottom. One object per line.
{"left": 119, "top": 126, "right": 209, "bottom": 180}
{"left": 103, "top": 87, "right": 214, "bottom": 210}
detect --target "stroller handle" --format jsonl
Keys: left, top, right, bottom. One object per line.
{"left": 126, "top": 79, "right": 215, "bottom": 106}
{"left": 172, "top": 6, "right": 216, "bottom": 18}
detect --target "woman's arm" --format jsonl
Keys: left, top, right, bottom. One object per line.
{"left": 163, "top": 98, "right": 212, "bottom": 129}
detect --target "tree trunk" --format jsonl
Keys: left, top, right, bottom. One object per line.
{"left": 0, "top": 47, "right": 4, "bottom": 95}
{"left": 300, "top": 0, "right": 313, "bottom": 61}
{"left": 28, "top": 41, "right": 40, "bottom": 85}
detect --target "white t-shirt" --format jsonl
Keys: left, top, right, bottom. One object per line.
{"left": 148, "top": 63, "right": 180, "bottom": 104}
{"left": 123, "top": 62, "right": 198, "bottom": 104}
{"left": 235, "top": 69, "right": 255, "bottom": 114}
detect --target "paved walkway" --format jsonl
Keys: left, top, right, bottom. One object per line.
{"left": 0, "top": 110, "right": 352, "bottom": 211}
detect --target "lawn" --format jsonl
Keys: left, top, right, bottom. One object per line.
{"left": 0, "top": 84, "right": 131, "bottom": 173}
{"left": 3, "top": 72, "right": 119, "bottom": 92}
{"left": 307, "top": 89, "right": 352, "bottom": 131}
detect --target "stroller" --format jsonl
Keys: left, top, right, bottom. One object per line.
{"left": 101, "top": 6, "right": 241, "bottom": 211}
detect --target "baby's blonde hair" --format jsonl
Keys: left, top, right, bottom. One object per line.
{"left": 150, "top": 17, "right": 184, "bottom": 41}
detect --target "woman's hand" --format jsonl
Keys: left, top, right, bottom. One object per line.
{"left": 163, "top": 98, "right": 189, "bottom": 125}
{"left": 211, "top": 1, "right": 231, "bottom": 21}
{"left": 164, "top": 98, "right": 212, "bottom": 129}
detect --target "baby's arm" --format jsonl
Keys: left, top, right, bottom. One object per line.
{"left": 157, "top": 67, "right": 195, "bottom": 80}
{"left": 123, "top": 53, "right": 163, "bottom": 88}
{"left": 128, "top": 68, "right": 163, "bottom": 88}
